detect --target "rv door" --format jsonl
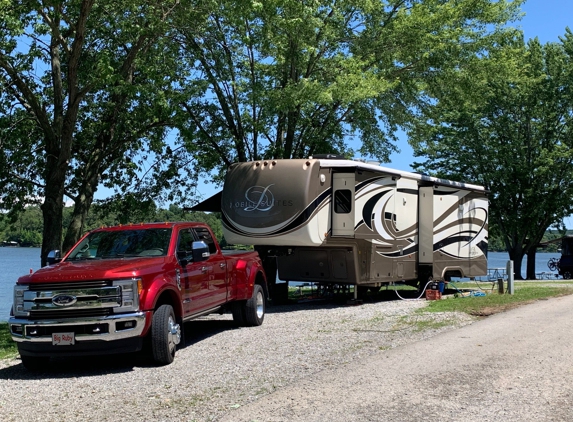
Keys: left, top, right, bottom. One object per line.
{"left": 331, "top": 172, "right": 355, "bottom": 237}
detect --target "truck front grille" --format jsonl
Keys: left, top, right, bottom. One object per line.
{"left": 29, "top": 308, "right": 113, "bottom": 320}
{"left": 21, "top": 281, "right": 122, "bottom": 316}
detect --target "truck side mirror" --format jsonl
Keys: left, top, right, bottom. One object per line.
{"left": 47, "top": 250, "right": 62, "bottom": 265}
{"left": 192, "top": 241, "right": 210, "bottom": 262}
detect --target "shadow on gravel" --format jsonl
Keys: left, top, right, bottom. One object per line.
{"left": 0, "top": 289, "right": 424, "bottom": 379}
{"left": 0, "top": 318, "right": 246, "bottom": 379}
{"left": 0, "top": 352, "right": 141, "bottom": 380}
{"left": 266, "top": 287, "right": 425, "bottom": 314}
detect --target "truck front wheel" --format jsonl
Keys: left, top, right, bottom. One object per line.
{"left": 151, "top": 304, "right": 181, "bottom": 365}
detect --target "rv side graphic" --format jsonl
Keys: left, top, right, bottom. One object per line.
{"left": 221, "top": 158, "right": 488, "bottom": 293}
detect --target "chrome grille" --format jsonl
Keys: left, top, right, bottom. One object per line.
{"left": 21, "top": 282, "right": 122, "bottom": 314}
{"left": 29, "top": 308, "right": 113, "bottom": 320}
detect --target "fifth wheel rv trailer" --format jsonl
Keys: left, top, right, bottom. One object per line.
{"left": 219, "top": 156, "right": 488, "bottom": 297}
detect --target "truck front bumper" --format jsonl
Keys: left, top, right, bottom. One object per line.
{"left": 9, "top": 311, "right": 150, "bottom": 356}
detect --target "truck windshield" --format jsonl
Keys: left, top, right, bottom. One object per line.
{"left": 67, "top": 228, "right": 172, "bottom": 260}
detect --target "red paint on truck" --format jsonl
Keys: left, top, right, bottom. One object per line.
{"left": 9, "top": 222, "right": 267, "bottom": 369}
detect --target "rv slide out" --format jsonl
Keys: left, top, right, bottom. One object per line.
{"left": 219, "top": 157, "right": 488, "bottom": 296}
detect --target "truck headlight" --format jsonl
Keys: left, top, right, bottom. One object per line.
{"left": 13, "top": 285, "right": 29, "bottom": 317}
{"left": 112, "top": 279, "right": 141, "bottom": 313}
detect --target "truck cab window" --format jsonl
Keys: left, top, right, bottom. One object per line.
{"left": 177, "top": 230, "right": 195, "bottom": 262}
{"left": 193, "top": 227, "right": 217, "bottom": 254}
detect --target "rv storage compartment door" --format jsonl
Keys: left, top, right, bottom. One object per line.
{"left": 277, "top": 248, "right": 356, "bottom": 283}
{"left": 332, "top": 172, "right": 355, "bottom": 237}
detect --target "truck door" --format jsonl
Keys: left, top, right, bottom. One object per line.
{"left": 191, "top": 227, "right": 228, "bottom": 309}
{"left": 176, "top": 228, "right": 210, "bottom": 315}
{"left": 332, "top": 172, "right": 355, "bottom": 237}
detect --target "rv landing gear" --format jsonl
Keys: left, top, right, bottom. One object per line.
{"left": 347, "top": 285, "right": 364, "bottom": 306}
{"left": 356, "top": 286, "right": 379, "bottom": 301}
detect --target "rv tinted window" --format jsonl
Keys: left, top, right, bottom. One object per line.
{"left": 334, "top": 189, "right": 352, "bottom": 214}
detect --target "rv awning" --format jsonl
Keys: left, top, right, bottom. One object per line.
{"left": 187, "top": 191, "right": 222, "bottom": 212}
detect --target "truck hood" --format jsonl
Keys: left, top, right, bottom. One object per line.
{"left": 17, "top": 257, "right": 172, "bottom": 285}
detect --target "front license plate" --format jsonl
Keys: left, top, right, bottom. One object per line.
{"left": 52, "top": 332, "right": 75, "bottom": 345}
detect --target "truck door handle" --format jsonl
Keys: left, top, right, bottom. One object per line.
{"left": 201, "top": 266, "right": 208, "bottom": 273}
{"left": 220, "top": 263, "right": 226, "bottom": 269}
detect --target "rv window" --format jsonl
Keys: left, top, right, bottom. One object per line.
{"left": 334, "top": 189, "right": 352, "bottom": 214}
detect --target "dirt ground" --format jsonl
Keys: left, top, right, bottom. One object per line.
{"left": 220, "top": 294, "right": 573, "bottom": 422}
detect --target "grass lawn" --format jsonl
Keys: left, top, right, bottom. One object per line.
{"left": 289, "top": 280, "right": 573, "bottom": 318}
{"left": 425, "top": 280, "right": 573, "bottom": 316}
{"left": 0, "top": 323, "right": 17, "bottom": 360}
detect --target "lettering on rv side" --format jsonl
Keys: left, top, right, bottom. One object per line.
{"left": 228, "top": 184, "right": 294, "bottom": 211}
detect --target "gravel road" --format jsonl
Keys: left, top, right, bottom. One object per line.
{"left": 0, "top": 295, "right": 474, "bottom": 421}
{"left": 222, "top": 294, "right": 573, "bottom": 422}
{"left": 1, "top": 294, "right": 571, "bottom": 422}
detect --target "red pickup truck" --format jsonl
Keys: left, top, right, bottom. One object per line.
{"left": 9, "top": 222, "right": 268, "bottom": 369}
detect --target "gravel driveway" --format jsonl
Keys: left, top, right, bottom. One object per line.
{"left": 0, "top": 296, "right": 476, "bottom": 421}
{"left": 222, "top": 294, "right": 573, "bottom": 422}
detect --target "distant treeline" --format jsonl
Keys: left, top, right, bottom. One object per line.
{"left": 0, "top": 204, "right": 225, "bottom": 248}
{"left": 484, "top": 231, "right": 570, "bottom": 253}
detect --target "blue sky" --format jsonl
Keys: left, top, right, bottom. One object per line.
{"left": 386, "top": 0, "right": 573, "bottom": 173}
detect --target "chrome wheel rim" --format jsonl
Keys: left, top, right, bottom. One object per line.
{"left": 256, "top": 290, "right": 264, "bottom": 319}
{"left": 167, "top": 315, "right": 181, "bottom": 353}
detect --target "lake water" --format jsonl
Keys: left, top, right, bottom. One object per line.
{"left": 1, "top": 247, "right": 42, "bottom": 322}
{"left": 0, "top": 248, "right": 562, "bottom": 322}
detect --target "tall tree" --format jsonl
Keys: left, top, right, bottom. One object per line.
{"left": 0, "top": 0, "right": 184, "bottom": 265}
{"left": 173, "top": 0, "right": 524, "bottom": 185}
{"left": 409, "top": 31, "right": 573, "bottom": 279}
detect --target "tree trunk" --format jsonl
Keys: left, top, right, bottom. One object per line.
{"left": 508, "top": 248, "right": 525, "bottom": 280}
{"left": 40, "top": 171, "right": 66, "bottom": 267}
{"left": 526, "top": 247, "right": 537, "bottom": 280}
{"left": 62, "top": 152, "right": 102, "bottom": 252}
{"left": 62, "top": 190, "right": 94, "bottom": 254}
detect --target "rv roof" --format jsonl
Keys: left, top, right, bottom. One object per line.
{"left": 319, "top": 159, "right": 486, "bottom": 191}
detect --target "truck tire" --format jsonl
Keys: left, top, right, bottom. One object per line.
{"left": 151, "top": 304, "right": 181, "bottom": 365}
{"left": 21, "top": 355, "right": 50, "bottom": 371}
{"left": 245, "top": 284, "right": 265, "bottom": 326}
{"left": 232, "top": 302, "right": 247, "bottom": 326}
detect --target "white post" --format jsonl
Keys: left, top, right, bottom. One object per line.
{"left": 506, "top": 260, "right": 514, "bottom": 295}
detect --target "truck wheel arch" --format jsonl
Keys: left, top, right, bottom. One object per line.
{"left": 149, "top": 290, "right": 185, "bottom": 357}
{"left": 151, "top": 288, "right": 183, "bottom": 318}
{"left": 256, "top": 271, "right": 269, "bottom": 300}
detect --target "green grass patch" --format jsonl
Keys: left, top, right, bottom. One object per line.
{"left": 409, "top": 316, "right": 459, "bottom": 332}
{"left": 425, "top": 283, "right": 573, "bottom": 316}
{"left": 0, "top": 322, "right": 17, "bottom": 360}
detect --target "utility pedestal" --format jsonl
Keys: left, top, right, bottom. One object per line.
{"left": 506, "top": 260, "right": 514, "bottom": 295}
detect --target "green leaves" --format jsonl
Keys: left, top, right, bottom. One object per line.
{"left": 411, "top": 32, "right": 573, "bottom": 277}
{"left": 0, "top": 0, "right": 528, "bottom": 260}
{"left": 172, "top": 0, "right": 524, "bottom": 181}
